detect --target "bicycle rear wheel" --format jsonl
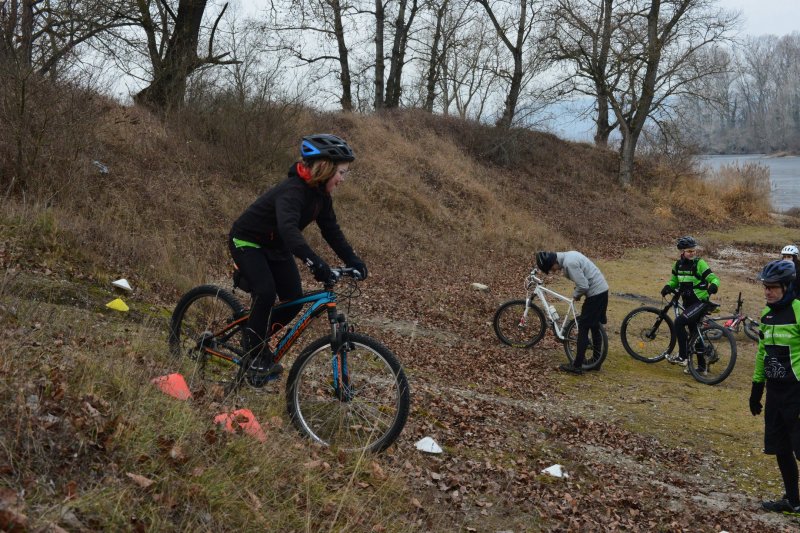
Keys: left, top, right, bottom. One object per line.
{"left": 563, "top": 320, "right": 608, "bottom": 370}
{"left": 687, "top": 324, "right": 737, "bottom": 385}
{"left": 169, "top": 285, "right": 247, "bottom": 393}
{"left": 492, "top": 299, "right": 546, "bottom": 348}
{"left": 744, "top": 318, "right": 761, "bottom": 341}
{"left": 620, "top": 306, "right": 675, "bottom": 363}
{"left": 286, "top": 333, "right": 410, "bottom": 453}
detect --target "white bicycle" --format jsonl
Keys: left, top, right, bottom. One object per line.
{"left": 493, "top": 267, "right": 608, "bottom": 370}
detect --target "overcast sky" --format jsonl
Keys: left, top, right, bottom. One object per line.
{"left": 726, "top": 0, "right": 800, "bottom": 36}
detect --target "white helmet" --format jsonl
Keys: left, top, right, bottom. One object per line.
{"left": 782, "top": 245, "right": 799, "bottom": 257}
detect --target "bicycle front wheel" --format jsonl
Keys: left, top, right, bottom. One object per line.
{"left": 744, "top": 318, "right": 761, "bottom": 341}
{"left": 687, "top": 324, "right": 737, "bottom": 385}
{"left": 493, "top": 299, "right": 546, "bottom": 348}
{"left": 169, "top": 285, "right": 246, "bottom": 392}
{"left": 563, "top": 320, "right": 608, "bottom": 370}
{"left": 286, "top": 333, "right": 410, "bottom": 453}
{"left": 620, "top": 307, "right": 675, "bottom": 363}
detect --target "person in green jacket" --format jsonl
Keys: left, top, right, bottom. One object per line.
{"left": 660, "top": 236, "right": 720, "bottom": 368}
{"left": 749, "top": 260, "right": 800, "bottom": 515}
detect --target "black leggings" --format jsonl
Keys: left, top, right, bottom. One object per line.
{"left": 228, "top": 240, "right": 303, "bottom": 354}
{"left": 778, "top": 451, "right": 800, "bottom": 505}
{"left": 574, "top": 291, "right": 608, "bottom": 367}
{"left": 675, "top": 300, "right": 707, "bottom": 359}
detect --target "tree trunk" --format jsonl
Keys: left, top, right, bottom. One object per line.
{"left": 331, "top": 0, "right": 352, "bottom": 111}
{"left": 423, "top": 1, "right": 446, "bottom": 112}
{"left": 374, "top": 0, "right": 384, "bottom": 109}
{"left": 618, "top": 128, "right": 639, "bottom": 187}
{"left": 594, "top": 92, "right": 611, "bottom": 147}
{"left": 385, "top": 0, "right": 417, "bottom": 108}
{"left": 134, "top": 0, "right": 208, "bottom": 112}
{"left": 19, "top": 0, "right": 34, "bottom": 68}
{"left": 496, "top": 49, "right": 522, "bottom": 129}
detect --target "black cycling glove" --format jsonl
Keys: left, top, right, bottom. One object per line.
{"left": 749, "top": 381, "right": 765, "bottom": 416}
{"left": 308, "top": 259, "right": 333, "bottom": 283}
{"left": 347, "top": 257, "right": 368, "bottom": 280}
{"left": 707, "top": 284, "right": 718, "bottom": 294}
{"left": 660, "top": 285, "right": 672, "bottom": 297}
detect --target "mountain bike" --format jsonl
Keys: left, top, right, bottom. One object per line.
{"left": 168, "top": 267, "right": 410, "bottom": 453}
{"left": 704, "top": 291, "right": 760, "bottom": 341}
{"left": 619, "top": 290, "right": 737, "bottom": 385}
{"left": 493, "top": 267, "right": 608, "bottom": 370}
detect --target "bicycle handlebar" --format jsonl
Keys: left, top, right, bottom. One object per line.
{"left": 325, "top": 267, "right": 363, "bottom": 286}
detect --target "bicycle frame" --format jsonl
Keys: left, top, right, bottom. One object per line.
{"left": 524, "top": 269, "right": 578, "bottom": 341}
{"left": 270, "top": 290, "right": 341, "bottom": 363}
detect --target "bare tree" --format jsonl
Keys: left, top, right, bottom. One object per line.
{"left": 547, "top": 0, "right": 635, "bottom": 146}
{"left": 0, "top": 0, "right": 137, "bottom": 75}
{"left": 601, "top": 0, "right": 736, "bottom": 185}
{"left": 475, "top": 0, "right": 545, "bottom": 128}
{"left": 129, "top": 0, "right": 237, "bottom": 112}
{"left": 383, "top": 0, "right": 419, "bottom": 107}
{"left": 266, "top": 0, "right": 360, "bottom": 111}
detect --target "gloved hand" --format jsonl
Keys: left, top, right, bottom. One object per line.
{"left": 707, "top": 284, "right": 718, "bottom": 295}
{"left": 661, "top": 285, "right": 672, "bottom": 297}
{"left": 749, "top": 381, "right": 765, "bottom": 416}
{"left": 347, "top": 257, "right": 368, "bottom": 280}
{"left": 310, "top": 260, "right": 333, "bottom": 283}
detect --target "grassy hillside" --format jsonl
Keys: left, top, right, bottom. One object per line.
{"left": 1, "top": 92, "right": 797, "bottom": 531}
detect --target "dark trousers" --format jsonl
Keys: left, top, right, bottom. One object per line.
{"left": 228, "top": 239, "right": 303, "bottom": 355}
{"left": 675, "top": 300, "right": 707, "bottom": 359}
{"left": 574, "top": 291, "right": 609, "bottom": 367}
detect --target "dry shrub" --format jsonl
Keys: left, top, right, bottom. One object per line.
{"left": 171, "top": 94, "right": 304, "bottom": 182}
{"left": 710, "top": 163, "right": 772, "bottom": 220}
{"left": 651, "top": 162, "right": 771, "bottom": 226}
{"left": 0, "top": 61, "right": 101, "bottom": 200}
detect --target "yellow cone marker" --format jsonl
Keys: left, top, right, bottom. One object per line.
{"left": 106, "top": 298, "right": 129, "bottom": 312}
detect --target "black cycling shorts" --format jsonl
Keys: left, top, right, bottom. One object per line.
{"left": 763, "top": 384, "right": 800, "bottom": 458}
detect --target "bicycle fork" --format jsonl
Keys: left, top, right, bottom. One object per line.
{"left": 518, "top": 297, "right": 534, "bottom": 328}
{"left": 329, "top": 312, "right": 354, "bottom": 402}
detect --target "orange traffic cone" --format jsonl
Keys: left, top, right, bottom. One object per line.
{"left": 213, "top": 408, "right": 267, "bottom": 442}
{"left": 151, "top": 373, "right": 192, "bottom": 400}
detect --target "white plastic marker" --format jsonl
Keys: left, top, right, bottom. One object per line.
{"left": 112, "top": 278, "right": 133, "bottom": 291}
{"left": 415, "top": 436, "right": 443, "bottom": 454}
{"left": 541, "top": 464, "right": 569, "bottom": 478}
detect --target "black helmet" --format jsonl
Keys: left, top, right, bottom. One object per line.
{"left": 300, "top": 134, "right": 355, "bottom": 162}
{"left": 536, "top": 251, "right": 557, "bottom": 274}
{"left": 676, "top": 236, "right": 698, "bottom": 250}
{"left": 759, "top": 260, "right": 796, "bottom": 285}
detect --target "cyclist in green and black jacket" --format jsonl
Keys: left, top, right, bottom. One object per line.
{"left": 660, "top": 236, "right": 720, "bottom": 367}
{"left": 749, "top": 260, "right": 800, "bottom": 515}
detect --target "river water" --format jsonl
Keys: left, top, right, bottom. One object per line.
{"left": 697, "top": 154, "right": 800, "bottom": 212}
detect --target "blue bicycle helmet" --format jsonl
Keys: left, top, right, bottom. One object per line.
{"left": 676, "top": 236, "right": 698, "bottom": 250}
{"left": 300, "top": 134, "right": 355, "bottom": 162}
{"left": 759, "top": 260, "right": 796, "bottom": 286}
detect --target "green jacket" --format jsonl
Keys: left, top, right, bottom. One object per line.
{"left": 753, "top": 299, "right": 800, "bottom": 384}
{"left": 666, "top": 257, "right": 720, "bottom": 302}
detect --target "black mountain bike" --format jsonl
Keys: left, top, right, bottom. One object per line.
{"left": 169, "top": 268, "right": 410, "bottom": 453}
{"left": 619, "top": 290, "right": 737, "bottom": 385}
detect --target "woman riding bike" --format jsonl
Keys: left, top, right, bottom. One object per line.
{"left": 228, "top": 134, "right": 367, "bottom": 378}
{"left": 660, "top": 236, "right": 720, "bottom": 369}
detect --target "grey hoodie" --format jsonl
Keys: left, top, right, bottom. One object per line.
{"left": 556, "top": 251, "right": 609, "bottom": 299}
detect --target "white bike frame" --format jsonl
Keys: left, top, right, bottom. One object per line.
{"left": 523, "top": 268, "right": 578, "bottom": 341}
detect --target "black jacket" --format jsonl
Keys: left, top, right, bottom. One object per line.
{"left": 230, "top": 163, "right": 357, "bottom": 267}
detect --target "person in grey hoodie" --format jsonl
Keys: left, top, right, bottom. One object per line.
{"left": 536, "top": 251, "right": 609, "bottom": 374}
